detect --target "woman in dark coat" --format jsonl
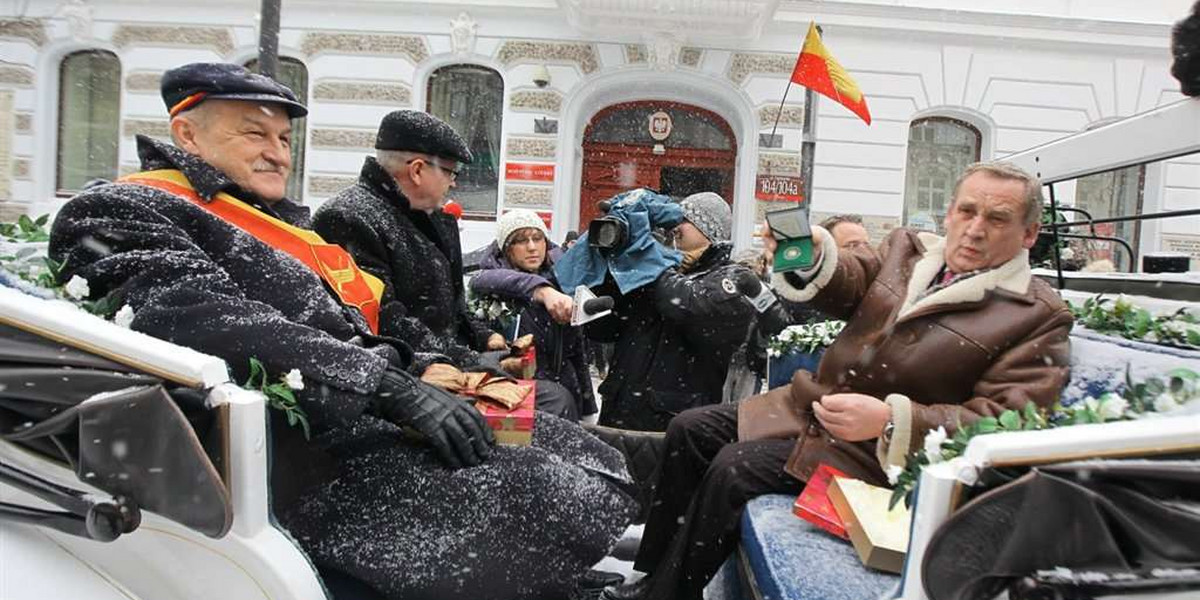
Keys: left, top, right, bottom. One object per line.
{"left": 470, "top": 209, "right": 598, "bottom": 419}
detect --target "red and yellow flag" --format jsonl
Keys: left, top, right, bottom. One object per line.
{"left": 790, "top": 22, "right": 871, "bottom": 125}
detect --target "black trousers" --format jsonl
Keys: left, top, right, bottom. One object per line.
{"left": 634, "top": 403, "right": 803, "bottom": 600}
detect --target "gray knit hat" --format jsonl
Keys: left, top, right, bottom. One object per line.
{"left": 679, "top": 192, "right": 732, "bottom": 242}
{"left": 496, "top": 209, "right": 548, "bottom": 248}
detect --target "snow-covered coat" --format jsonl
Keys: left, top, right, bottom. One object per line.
{"left": 470, "top": 241, "right": 597, "bottom": 416}
{"left": 49, "top": 136, "right": 636, "bottom": 600}
{"left": 740, "top": 227, "right": 1073, "bottom": 487}
{"left": 313, "top": 157, "right": 495, "bottom": 367}
{"left": 585, "top": 242, "right": 760, "bottom": 431}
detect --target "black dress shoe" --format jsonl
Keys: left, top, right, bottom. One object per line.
{"left": 600, "top": 576, "right": 653, "bottom": 600}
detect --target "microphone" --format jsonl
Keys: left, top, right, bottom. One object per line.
{"left": 734, "top": 271, "right": 790, "bottom": 336}
{"left": 582, "top": 296, "right": 614, "bottom": 316}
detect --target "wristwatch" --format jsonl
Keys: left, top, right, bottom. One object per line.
{"left": 881, "top": 420, "right": 895, "bottom": 444}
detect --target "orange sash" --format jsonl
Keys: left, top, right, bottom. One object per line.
{"left": 119, "top": 169, "right": 384, "bottom": 334}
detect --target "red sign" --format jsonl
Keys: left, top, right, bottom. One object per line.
{"left": 755, "top": 174, "right": 804, "bottom": 203}
{"left": 505, "top": 162, "right": 555, "bottom": 182}
{"left": 537, "top": 211, "right": 552, "bottom": 229}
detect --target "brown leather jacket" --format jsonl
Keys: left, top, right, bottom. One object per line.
{"left": 738, "top": 227, "right": 1072, "bottom": 486}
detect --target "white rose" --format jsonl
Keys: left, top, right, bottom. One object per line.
{"left": 284, "top": 368, "right": 305, "bottom": 391}
{"left": 64, "top": 275, "right": 90, "bottom": 300}
{"left": 886, "top": 464, "right": 904, "bottom": 485}
{"left": 923, "top": 426, "right": 948, "bottom": 463}
{"left": 1097, "top": 394, "right": 1128, "bottom": 421}
{"left": 1153, "top": 393, "right": 1180, "bottom": 414}
{"left": 113, "top": 304, "right": 135, "bottom": 328}
{"left": 1059, "top": 247, "right": 1075, "bottom": 260}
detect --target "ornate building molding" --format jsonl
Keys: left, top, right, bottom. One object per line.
{"left": 13, "top": 158, "right": 30, "bottom": 180}
{"left": 123, "top": 119, "right": 170, "bottom": 139}
{"left": 505, "top": 136, "right": 557, "bottom": 160}
{"left": 311, "top": 128, "right": 376, "bottom": 150}
{"left": 0, "top": 66, "right": 35, "bottom": 87}
{"left": 449, "top": 12, "right": 478, "bottom": 55}
{"left": 308, "top": 175, "right": 357, "bottom": 197}
{"left": 680, "top": 47, "right": 702, "bottom": 67}
{"left": 645, "top": 33, "right": 681, "bottom": 70}
{"left": 509, "top": 90, "right": 563, "bottom": 115}
{"left": 300, "top": 32, "right": 429, "bottom": 63}
{"left": 14, "top": 113, "right": 31, "bottom": 134}
{"left": 0, "top": 19, "right": 46, "bottom": 46}
{"left": 504, "top": 184, "right": 553, "bottom": 209}
{"left": 54, "top": 0, "right": 94, "bottom": 42}
{"left": 757, "top": 151, "right": 800, "bottom": 174}
{"left": 727, "top": 52, "right": 793, "bottom": 85}
{"left": 112, "top": 25, "right": 234, "bottom": 55}
{"left": 497, "top": 41, "right": 598, "bottom": 74}
{"left": 125, "top": 71, "right": 162, "bottom": 93}
{"left": 625, "top": 44, "right": 646, "bottom": 64}
{"left": 312, "top": 79, "right": 410, "bottom": 105}
{"left": 758, "top": 104, "right": 805, "bottom": 128}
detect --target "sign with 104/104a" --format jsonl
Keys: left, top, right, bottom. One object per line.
{"left": 756, "top": 174, "right": 805, "bottom": 203}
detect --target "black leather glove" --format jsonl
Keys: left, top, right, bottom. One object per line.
{"left": 734, "top": 269, "right": 791, "bottom": 337}
{"left": 373, "top": 369, "right": 494, "bottom": 468}
{"left": 462, "top": 350, "right": 509, "bottom": 378}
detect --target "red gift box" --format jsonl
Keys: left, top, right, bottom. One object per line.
{"left": 475, "top": 380, "right": 535, "bottom": 446}
{"left": 792, "top": 463, "right": 850, "bottom": 539}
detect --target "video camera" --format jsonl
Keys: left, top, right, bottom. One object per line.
{"left": 587, "top": 200, "right": 628, "bottom": 250}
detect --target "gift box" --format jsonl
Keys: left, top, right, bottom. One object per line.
{"left": 475, "top": 380, "right": 536, "bottom": 446}
{"left": 827, "top": 476, "right": 911, "bottom": 574}
{"left": 792, "top": 463, "right": 850, "bottom": 539}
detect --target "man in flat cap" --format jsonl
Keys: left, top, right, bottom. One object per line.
{"left": 50, "top": 63, "right": 634, "bottom": 599}
{"left": 314, "top": 109, "right": 581, "bottom": 419}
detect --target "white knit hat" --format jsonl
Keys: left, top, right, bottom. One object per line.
{"left": 496, "top": 209, "right": 549, "bottom": 248}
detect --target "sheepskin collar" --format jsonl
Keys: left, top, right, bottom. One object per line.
{"left": 897, "top": 232, "right": 1033, "bottom": 321}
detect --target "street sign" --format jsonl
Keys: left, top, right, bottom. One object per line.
{"left": 505, "top": 162, "right": 556, "bottom": 182}
{"left": 755, "top": 174, "right": 804, "bottom": 203}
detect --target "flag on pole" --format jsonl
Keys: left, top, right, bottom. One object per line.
{"left": 790, "top": 22, "right": 871, "bottom": 125}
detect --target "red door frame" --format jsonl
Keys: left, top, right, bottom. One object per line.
{"left": 579, "top": 101, "right": 737, "bottom": 230}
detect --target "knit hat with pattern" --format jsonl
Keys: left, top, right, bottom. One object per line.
{"left": 679, "top": 192, "right": 732, "bottom": 242}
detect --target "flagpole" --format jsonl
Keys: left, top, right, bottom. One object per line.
{"left": 769, "top": 82, "right": 792, "bottom": 141}
{"left": 800, "top": 86, "right": 818, "bottom": 207}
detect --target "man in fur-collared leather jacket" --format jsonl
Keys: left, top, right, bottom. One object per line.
{"left": 602, "top": 161, "right": 1073, "bottom": 600}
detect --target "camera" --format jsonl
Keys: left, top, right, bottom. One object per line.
{"left": 587, "top": 200, "right": 629, "bottom": 250}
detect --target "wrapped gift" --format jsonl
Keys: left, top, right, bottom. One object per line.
{"left": 827, "top": 476, "right": 912, "bottom": 574}
{"left": 792, "top": 463, "right": 850, "bottom": 539}
{"left": 475, "top": 381, "right": 536, "bottom": 446}
{"left": 502, "top": 335, "right": 537, "bottom": 379}
{"left": 421, "top": 363, "right": 531, "bottom": 409}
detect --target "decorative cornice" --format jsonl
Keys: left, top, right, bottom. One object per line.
{"left": 625, "top": 44, "right": 646, "bottom": 64}
{"left": 504, "top": 184, "right": 553, "bottom": 209}
{"left": 506, "top": 136, "right": 557, "bottom": 160}
{"left": 310, "top": 128, "right": 376, "bottom": 150}
{"left": 0, "top": 19, "right": 46, "bottom": 47}
{"left": 300, "top": 32, "right": 429, "bottom": 63}
{"left": 728, "top": 52, "right": 793, "bottom": 85}
{"left": 758, "top": 152, "right": 800, "bottom": 174}
{"left": 125, "top": 71, "right": 162, "bottom": 93}
{"left": 123, "top": 119, "right": 170, "bottom": 139}
{"left": 759, "top": 104, "right": 805, "bottom": 128}
{"left": 13, "top": 158, "right": 30, "bottom": 180}
{"left": 312, "top": 79, "right": 410, "bottom": 105}
{"left": 307, "top": 174, "right": 357, "bottom": 196}
{"left": 0, "top": 66, "right": 34, "bottom": 87}
{"left": 112, "top": 25, "right": 234, "bottom": 55}
{"left": 497, "top": 41, "right": 599, "bottom": 74}
{"left": 680, "top": 47, "right": 702, "bottom": 67}
{"left": 509, "top": 89, "right": 562, "bottom": 115}
{"left": 14, "top": 113, "right": 31, "bottom": 134}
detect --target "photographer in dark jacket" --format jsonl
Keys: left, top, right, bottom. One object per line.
{"left": 586, "top": 192, "right": 761, "bottom": 431}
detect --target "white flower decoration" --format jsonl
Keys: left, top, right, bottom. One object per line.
{"left": 923, "top": 426, "right": 948, "bottom": 464}
{"left": 1153, "top": 392, "right": 1180, "bottom": 414}
{"left": 64, "top": 275, "right": 90, "bottom": 300}
{"left": 886, "top": 464, "right": 904, "bottom": 485}
{"left": 1059, "top": 247, "right": 1075, "bottom": 260}
{"left": 113, "top": 304, "right": 135, "bottom": 328}
{"left": 284, "top": 369, "right": 305, "bottom": 391}
{"left": 1097, "top": 394, "right": 1128, "bottom": 421}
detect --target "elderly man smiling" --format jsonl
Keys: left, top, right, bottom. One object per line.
{"left": 603, "top": 161, "right": 1074, "bottom": 600}
{"left": 50, "top": 62, "right": 635, "bottom": 600}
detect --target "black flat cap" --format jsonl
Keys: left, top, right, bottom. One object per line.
{"left": 375, "top": 110, "right": 473, "bottom": 164}
{"left": 161, "top": 62, "right": 307, "bottom": 119}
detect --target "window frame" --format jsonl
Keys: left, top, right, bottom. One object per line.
{"left": 243, "top": 56, "right": 309, "bottom": 202}
{"left": 55, "top": 49, "right": 122, "bottom": 196}
{"left": 902, "top": 116, "right": 983, "bottom": 232}
{"left": 425, "top": 63, "right": 505, "bottom": 220}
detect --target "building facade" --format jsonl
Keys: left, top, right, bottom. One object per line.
{"left": 1, "top": 0, "right": 1196, "bottom": 267}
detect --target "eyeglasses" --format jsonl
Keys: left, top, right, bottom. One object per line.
{"left": 407, "top": 157, "right": 460, "bottom": 181}
{"left": 509, "top": 232, "right": 546, "bottom": 246}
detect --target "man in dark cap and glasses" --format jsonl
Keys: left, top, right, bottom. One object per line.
{"left": 50, "top": 63, "right": 634, "bottom": 600}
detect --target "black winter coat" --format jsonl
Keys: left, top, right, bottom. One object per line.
{"left": 470, "top": 242, "right": 597, "bottom": 416}
{"left": 313, "top": 158, "right": 494, "bottom": 367}
{"left": 585, "top": 242, "right": 758, "bottom": 431}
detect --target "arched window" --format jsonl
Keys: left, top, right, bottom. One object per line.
{"left": 903, "top": 117, "right": 982, "bottom": 233}
{"left": 57, "top": 50, "right": 121, "bottom": 194}
{"left": 426, "top": 64, "right": 503, "bottom": 217}
{"left": 245, "top": 57, "right": 308, "bottom": 201}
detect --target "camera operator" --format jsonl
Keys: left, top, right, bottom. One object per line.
{"left": 585, "top": 192, "right": 771, "bottom": 431}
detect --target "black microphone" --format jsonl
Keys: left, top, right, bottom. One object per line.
{"left": 734, "top": 271, "right": 790, "bottom": 336}
{"left": 582, "top": 296, "right": 614, "bottom": 315}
